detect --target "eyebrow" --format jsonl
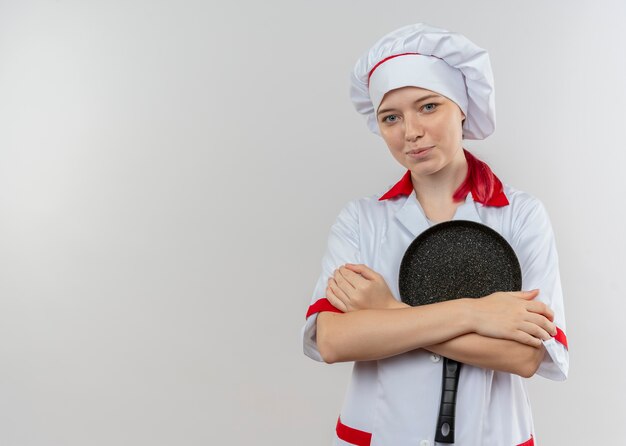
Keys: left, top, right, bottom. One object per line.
{"left": 377, "top": 94, "right": 441, "bottom": 116}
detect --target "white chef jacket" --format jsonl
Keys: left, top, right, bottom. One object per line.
{"left": 302, "top": 170, "right": 569, "bottom": 446}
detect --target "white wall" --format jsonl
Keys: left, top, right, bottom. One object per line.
{"left": 0, "top": 0, "right": 624, "bottom": 444}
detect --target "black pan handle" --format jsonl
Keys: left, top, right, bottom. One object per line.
{"left": 435, "top": 358, "right": 461, "bottom": 443}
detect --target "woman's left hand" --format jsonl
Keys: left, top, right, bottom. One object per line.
{"left": 326, "top": 264, "right": 404, "bottom": 312}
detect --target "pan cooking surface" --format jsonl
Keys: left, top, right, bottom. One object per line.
{"left": 399, "top": 220, "right": 522, "bottom": 307}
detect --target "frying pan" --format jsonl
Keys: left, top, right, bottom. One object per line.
{"left": 398, "top": 220, "right": 522, "bottom": 444}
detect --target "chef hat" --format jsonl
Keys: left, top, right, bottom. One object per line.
{"left": 350, "top": 23, "right": 496, "bottom": 140}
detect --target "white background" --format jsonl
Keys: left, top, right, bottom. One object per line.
{"left": 1, "top": 1, "right": 624, "bottom": 444}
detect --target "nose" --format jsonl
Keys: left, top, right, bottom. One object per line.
{"left": 405, "top": 113, "right": 424, "bottom": 142}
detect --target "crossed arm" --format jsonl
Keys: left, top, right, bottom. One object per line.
{"left": 316, "top": 264, "right": 556, "bottom": 377}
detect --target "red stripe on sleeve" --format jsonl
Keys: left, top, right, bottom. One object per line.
{"left": 554, "top": 327, "right": 568, "bottom": 349}
{"left": 517, "top": 434, "right": 534, "bottom": 446}
{"left": 305, "top": 298, "right": 343, "bottom": 319}
{"left": 336, "top": 417, "right": 372, "bottom": 446}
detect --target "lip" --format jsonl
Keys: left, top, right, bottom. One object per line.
{"left": 406, "top": 146, "right": 434, "bottom": 158}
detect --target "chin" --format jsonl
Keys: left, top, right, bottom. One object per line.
{"left": 409, "top": 156, "right": 442, "bottom": 171}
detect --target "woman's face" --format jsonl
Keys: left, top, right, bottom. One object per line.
{"left": 376, "top": 86, "right": 466, "bottom": 177}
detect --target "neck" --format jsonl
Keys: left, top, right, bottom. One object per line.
{"left": 410, "top": 147, "right": 468, "bottom": 222}
{"left": 411, "top": 147, "right": 468, "bottom": 203}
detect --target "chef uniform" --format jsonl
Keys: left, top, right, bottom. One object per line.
{"left": 302, "top": 24, "right": 569, "bottom": 446}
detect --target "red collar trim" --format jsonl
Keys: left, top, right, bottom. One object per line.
{"left": 378, "top": 170, "right": 414, "bottom": 201}
{"left": 378, "top": 149, "right": 509, "bottom": 207}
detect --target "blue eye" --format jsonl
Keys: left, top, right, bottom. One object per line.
{"left": 423, "top": 103, "right": 438, "bottom": 112}
{"left": 383, "top": 114, "right": 399, "bottom": 123}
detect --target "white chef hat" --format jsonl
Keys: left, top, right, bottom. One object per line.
{"left": 350, "top": 23, "right": 496, "bottom": 140}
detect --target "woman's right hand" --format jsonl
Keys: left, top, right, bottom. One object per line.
{"left": 469, "top": 289, "right": 557, "bottom": 347}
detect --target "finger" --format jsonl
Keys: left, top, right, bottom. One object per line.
{"left": 520, "top": 321, "right": 552, "bottom": 341}
{"left": 526, "top": 313, "right": 557, "bottom": 336}
{"left": 344, "top": 263, "right": 379, "bottom": 280}
{"left": 514, "top": 330, "right": 543, "bottom": 348}
{"left": 525, "top": 301, "right": 555, "bottom": 321}
{"left": 508, "top": 289, "right": 540, "bottom": 300}
{"left": 338, "top": 266, "right": 368, "bottom": 287}
{"left": 325, "top": 285, "right": 348, "bottom": 312}
{"left": 327, "top": 281, "right": 349, "bottom": 309}
{"left": 333, "top": 269, "right": 356, "bottom": 290}
{"left": 329, "top": 278, "right": 351, "bottom": 302}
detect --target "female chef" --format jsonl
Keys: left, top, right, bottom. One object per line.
{"left": 302, "top": 23, "right": 569, "bottom": 446}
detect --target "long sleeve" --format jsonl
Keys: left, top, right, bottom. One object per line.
{"left": 511, "top": 196, "right": 569, "bottom": 381}
{"left": 302, "top": 200, "right": 361, "bottom": 362}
